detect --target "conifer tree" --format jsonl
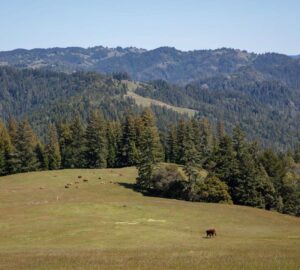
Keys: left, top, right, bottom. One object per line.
{"left": 137, "top": 108, "right": 163, "bottom": 189}
{"left": 107, "top": 121, "right": 121, "bottom": 168}
{"left": 5, "top": 117, "right": 19, "bottom": 174}
{"left": 57, "top": 122, "right": 73, "bottom": 168}
{"left": 166, "top": 124, "right": 177, "bottom": 163}
{"left": 176, "top": 119, "right": 187, "bottom": 164}
{"left": 182, "top": 121, "right": 202, "bottom": 184}
{"left": 7, "top": 117, "right": 18, "bottom": 146}
{"left": 197, "top": 118, "right": 213, "bottom": 166}
{"left": 118, "top": 112, "right": 139, "bottom": 167}
{"left": 231, "top": 126, "right": 266, "bottom": 207}
{"left": 35, "top": 143, "right": 48, "bottom": 170}
{"left": 46, "top": 124, "right": 61, "bottom": 170}
{"left": 85, "top": 110, "right": 107, "bottom": 168}
{"left": 15, "top": 119, "right": 38, "bottom": 172}
{"left": 69, "top": 116, "right": 85, "bottom": 168}
{"left": 0, "top": 120, "right": 13, "bottom": 175}
{"left": 212, "top": 133, "right": 239, "bottom": 198}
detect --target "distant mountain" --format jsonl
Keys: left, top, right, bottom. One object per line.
{"left": 290, "top": 55, "right": 300, "bottom": 59}
{"left": 1, "top": 46, "right": 299, "bottom": 85}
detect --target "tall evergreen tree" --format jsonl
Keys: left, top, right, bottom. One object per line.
{"left": 118, "top": 112, "right": 139, "bottom": 167}
{"left": 69, "top": 116, "right": 85, "bottom": 168}
{"left": 182, "top": 121, "right": 201, "bottom": 184}
{"left": 35, "top": 143, "right": 48, "bottom": 170}
{"left": 166, "top": 124, "right": 178, "bottom": 163}
{"left": 107, "top": 121, "right": 121, "bottom": 168}
{"left": 213, "top": 135, "right": 238, "bottom": 188}
{"left": 57, "top": 122, "right": 73, "bottom": 168}
{"left": 46, "top": 124, "right": 61, "bottom": 170}
{"left": 231, "top": 126, "right": 267, "bottom": 207}
{"left": 85, "top": 110, "right": 107, "bottom": 168}
{"left": 137, "top": 108, "right": 163, "bottom": 189}
{"left": 176, "top": 119, "right": 187, "bottom": 164}
{"left": 7, "top": 117, "right": 18, "bottom": 146}
{"left": 198, "top": 118, "right": 213, "bottom": 166}
{"left": 15, "top": 119, "right": 38, "bottom": 172}
{"left": 0, "top": 120, "right": 13, "bottom": 175}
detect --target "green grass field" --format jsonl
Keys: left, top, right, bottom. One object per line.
{"left": 0, "top": 167, "right": 299, "bottom": 270}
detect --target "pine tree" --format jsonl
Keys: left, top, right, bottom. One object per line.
{"left": 118, "top": 112, "right": 139, "bottom": 167}
{"left": 198, "top": 118, "right": 213, "bottom": 166}
{"left": 57, "top": 122, "right": 73, "bottom": 168}
{"left": 69, "top": 116, "right": 85, "bottom": 168}
{"left": 85, "top": 110, "right": 107, "bottom": 168}
{"left": 7, "top": 117, "right": 18, "bottom": 146}
{"left": 46, "top": 124, "right": 61, "bottom": 170}
{"left": 0, "top": 120, "right": 13, "bottom": 175}
{"left": 107, "top": 121, "right": 121, "bottom": 168}
{"left": 35, "top": 143, "right": 48, "bottom": 170}
{"left": 137, "top": 108, "right": 163, "bottom": 189}
{"left": 182, "top": 121, "right": 202, "bottom": 185}
{"left": 15, "top": 119, "right": 38, "bottom": 172}
{"left": 213, "top": 135, "right": 238, "bottom": 187}
{"left": 165, "top": 124, "right": 178, "bottom": 163}
{"left": 176, "top": 119, "right": 187, "bottom": 164}
{"left": 231, "top": 126, "right": 266, "bottom": 207}
{"left": 4, "top": 117, "right": 19, "bottom": 174}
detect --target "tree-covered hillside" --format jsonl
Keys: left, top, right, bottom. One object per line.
{"left": 0, "top": 66, "right": 300, "bottom": 149}
{"left": 135, "top": 71, "right": 300, "bottom": 149}
{"left": 0, "top": 67, "right": 187, "bottom": 136}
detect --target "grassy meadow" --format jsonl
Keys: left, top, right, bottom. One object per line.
{"left": 0, "top": 167, "right": 299, "bottom": 269}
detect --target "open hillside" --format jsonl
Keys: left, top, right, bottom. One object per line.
{"left": 0, "top": 168, "right": 299, "bottom": 270}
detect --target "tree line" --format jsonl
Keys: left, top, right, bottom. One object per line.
{"left": 0, "top": 109, "right": 299, "bottom": 216}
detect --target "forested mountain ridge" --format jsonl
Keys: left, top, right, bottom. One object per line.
{"left": 0, "top": 66, "right": 189, "bottom": 136}
{"left": 1, "top": 46, "right": 299, "bottom": 85}
{"left": 1, "top": 44, "right": 300, "bottom": 150}
{"left": 0, "top": 66, "right": 300, "bottom": 149}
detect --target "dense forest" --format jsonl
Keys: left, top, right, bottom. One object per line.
{"left": 136, "top": 73, "right": 300, "bottom": 149}
{"left": 1, "top": 66, "right": 300, "bottom": 149}
{"left": 0, "top": 110, "right": 299, "bottom": 216}
{"left": 0, "top": 66, "right": 186, "bottom": 136}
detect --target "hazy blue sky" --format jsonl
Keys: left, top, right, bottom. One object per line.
{"left": 0, "top": 0, "right": 299, "bottom": 54}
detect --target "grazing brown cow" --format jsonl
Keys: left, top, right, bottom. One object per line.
{"left": 83, "top": 179, "right": 88, "bottom": 182}
{"left": 206, "top": 229, "right": 217, "bottom": 238}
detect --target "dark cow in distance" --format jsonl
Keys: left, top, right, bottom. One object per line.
{"left": 206, "top": 228, "right": 217, "bottom": 238}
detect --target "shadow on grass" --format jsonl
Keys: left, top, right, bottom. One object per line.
{"left": 117, "top": 182, "right": 156, "bottom": 197}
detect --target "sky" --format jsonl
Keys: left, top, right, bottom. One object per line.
{"left": 0, "top": 0, "right": 299, "bottom": 54}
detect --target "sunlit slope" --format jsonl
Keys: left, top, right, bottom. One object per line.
{"left": 0, "top": 167, "right": 299, "bottom": 270}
